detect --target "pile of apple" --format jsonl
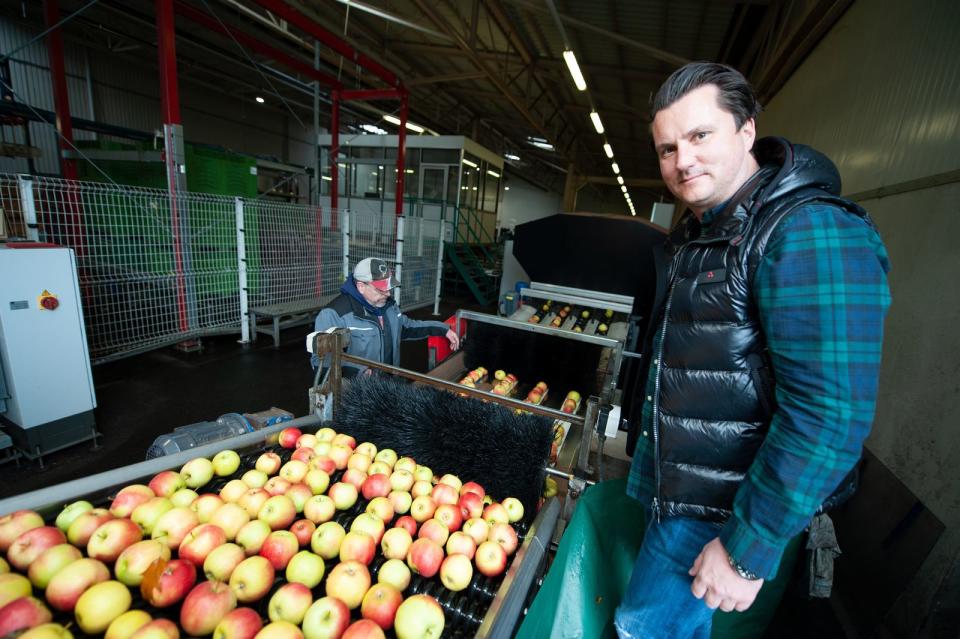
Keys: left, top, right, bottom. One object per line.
{"left": 0, "top": 426, "right": 528, "bottom": 639}
{"left": 560, "top": 391, "right": 581, "bottom": 415}
{"left": 522, "top": 382, "right": 548, "bottom": 406}
{"left": 457, "top": 367, "right": 487, "bottom": 388}
{"left": 488, "top": 371, "right": 518, "bottom": 396}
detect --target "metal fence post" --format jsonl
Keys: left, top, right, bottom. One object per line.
{"left": 433, "top": 217, "right": 446, "bottom": 316}
{"left": 394, "top": 215, "right": 405, "bottom": 307}
{"left": 342, "top": 209, "right": 350, "bottom": 280}
{"left": 235, "top": 197, "right": 250, "bottom": 344}
{"left": 16, "top": 175, "right": 39, "bottom": 241}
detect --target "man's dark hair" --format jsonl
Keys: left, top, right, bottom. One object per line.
{"left": 651, "top": 62, "right": 762, "bottom": 129}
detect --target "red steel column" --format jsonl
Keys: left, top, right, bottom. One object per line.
{"left": 42, "top": 1, "right": 77, "bottom": 180}
{"left": 395, "top": 90, "right": 408, "bottom": 218}
{"left": 330, "top": 89, "right": 340, "bottom": 220}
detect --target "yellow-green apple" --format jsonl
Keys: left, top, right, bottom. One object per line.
{"left": 239, "top": 489, "right": 271, "bottom": 518}
{"left": 151, "top": 507, "right": 199, "bottom": 549}
{"left": 413, "top": 466, "right": 433, "bottom": 483}
{"left": 285, "top": 550, "right": 324, "bottom": 589}
{"left": 180, "top": 580, "right": 237, "bottom": 636}
{"left": 18, "top": 623, "right": 73, "bottom": 639}
{"left": 180, "top": 457, "right": 214, "bottom": 489}
{"left": 501, "top": 497, "right": 524, "bottom": 523}
{"left": 268, "top": 583, "right": 312, "bottom": 624}
{"left": 430, "top": 483, "right": 458, "bottom": 507}
{"left": 434, "top": 504, "right": 462, "bottom": 533}
{"left": 315, "top": 427, "right": 336, "bottom": 442}
{"left": 87, "top": 518, "right": 142, "bottom": 563}
{"left": 75, "top": 581, "right": 131, "bottom": 634}
{"left": 439, "top": 553, "right": 473, "bottom": 592}
{"left": 285, "top": 484, "right": 312, "bottom": 513}
{"left": 212, "top": 450, "right": 242, "bottom": 477}
{"left": 394, "top": 457, "right": 417, "bottom": 474}
{"left": 380, "top": 527, "right": 413, "bottom": 561}
{"left": 302, "top": 597, "right": 350, "bottom": 639}
{"left": 328, "top": 482, "right": 358, "bottom": 511}
{"left": 327, "top": 445, "right": 352, "bottom": 470}
{"left": 409, "top": 496, "right": 436, "bottom": 524}
{"left": 203, "top": 543, "right": 246, "bottom": 582}
{"left": 360, "top": 583, "right": 401, "bottom": 631}
{"left": 324, "top": 561, "right": 370, "bottom": 610}
{"left": 445, "top": 532, "right": 477, "bottom": 560}
{"left": 482, "top": 503, "right": 509, "bottom": 526}
{"left": 0, "top": 573, "right": 32, "bottom": 607}
{"left": 213, "top": 607, "right": 262, "bottom": 639}
{"left": 141, "top": 558, "right": 196, "bottom": 607}
{"left": 128, "top": 618, "right": 179, "bottom": 639}
{"left": 490, "top": 523, "right": 519, "bottom": 555}
{"left": 259, "top": 530, "right": 299, "bottom": 570}
{"left": 376, "top": 559, "right": 411, "bottom": 592}
{"left": 55, "top": 501, "right": 93, "bottom": 533}
{"left": 115, "top": 540, "right": 170, "bottom": 587}
{"left": 242, "top": 470, "right": 269, "bottom": 489}
{"left": 0, "top": 557, "right": 7, "bottom": 573}
{"left": 179, "top": 523, "right": 227, "bottom": 567}
{"left": 191, "top": 493, "right": 224, "bottom": 523}
{"left": 303, "top": 470, "right": 330, "bottom": 496}
{"left": 339, "top": 531, "right": 376, "bottom": 565}
{"left": 308, "top": 456, "right": 335, "bottom": 475}
{"left": 388, "top": 491, "right": 412, "bottom": 516}
{"left": 8, "top": 526, "right": 67, "bottom": 571}
{"left": 405, "top": 539, "right": 443, "bottom": 578}
{"left": 148, "top": 471, "right": 186, "bottom": 498}
{"left": 105, "top": 609, "right": 151, "bottom": 639}
{"left": 289, "top": 519, "right": 316, "bottom": 546}
{"left": 278, "top": 427, "right": 302, "bottom": 449}
{"left": 279, "top": 461, "right": 308, "bottom": 484}
{"left": 474, "top": 540, "right": 507, "bottom": 577}
{"left": 236, "top": 520, "right": 272, "bottom": 556}
{"left": 303, "top": 495, "right": 336, "bottom": 525}
{"left": 131, "top": 497, "right": 174, "bottom": 535}
{"left": 389, "top": 470, "right": 414, "bottom": 493}
{"left": 438, "top": 474, "right": 462, "bottom": 492}
{"left": 367, "top": 462, "right": 391, "bottom": 477}
{"left": 331, "top": 433, "right": 356, "bottom": 449}
{"left": 361, "top": 475, "right": 391, "bottom": 501}
{"left": 170, "top": 489, "right": 199, "bottom": 508}
{"left": 354, "top": 442, "right": 377, "bottom": 458}
{"left": 313, "top": 442, "right": 332, "bottom": 457}
{"left": 341, "top": 469, "right": 368, "bottom": 491}
{"left": 109, "top": 486, "right": 155, "bottom": 518}
{"left": 220, "top": 480, "right": 250, "bottom": 503}
{"left": 460, "top": 481, "right": 485, "bottom": 498}
{"left": 347, "top": 453, "right": 372, "bottom": 474}
{"left": 462, "top": 518, "right": 490, "bottom": 546}
{"left": 296, "top": 433, "right": 319, "bottom": 450}
{"left": 310, "top": 522, "right": 345, "bottom": 560}
{"left": 209, "top": 503, "right": 251, "bottom": 540}
{"left": 255, "top": 621, "right": 303, "bottom": 639}
{"left": 44, "top": 558, "right": 110, "bottom": 611}
{"left": 229, "top": 556, "right": 275, "bottom": 603}
{"left": 27, "top": 544, "right": 82, "bottom": 589}
{"left": 366, "top": 497, "right": 394, "bottom": 524}
{"left": 290, "top": 447, "right": 314, "bottom": 464}
{"left": 0, "top": 596, "right": 53, "bottom": 636}
{"left": 373, "top": 449, "right": 397, "bottom": 468}
{"left": 258, "top": 495, "right": 297, "bottom": 530}
{"left": 255, "top": 453, "right": 282, "bottom": 476}
{"left": 394, "top": 516, "right": 418, "bottom": 537}
{"left": 417, "top": 519, "right": 449, "bottom": 546}
{"left": 350, "top": 513, "right": 386, "bottom": 545}
{"left": 410, "top": 481, "right": 432, "bottom": 499}
{"left": 458, "top": 492, "right": 483, "bottom": 520}
{"left": 105, "top": 609, "right": 152, "bottom": 639}
{"left": 393, "top": 595, "right": 444, "bottom": 639}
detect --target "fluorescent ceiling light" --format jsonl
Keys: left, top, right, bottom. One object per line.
{"left": 360, "top": 123, "right": 388, "bottom": 135}
{"left": 603, "top": 143, "right": 613, "bottom": 158}
{"left": 383, "top": 114, "right": 425, "bottom": 133}
{"left": 562, "top": 50, "right": 587, "bottom": 91}
{"left": 405, "top": 169, "right": 415, "bottom": 174}
{"left": 321, "top": 175, "right": 332, "bottom": 181}
{"left": 504, "top": 153, "right": 520, "bottom": 161}
{"left": 621, "top": 185, "right": 627, "bottom": 193}
{"left": 617, "top": 175, "right": 624, "bottom": 185}
{"left": 505, "top": 186, "right": 510, "bottom": 191}
{"left": 611, "top": 162, "right": 620, "bottom": 175}
{"left": 462, "top": 158, "right": 478, "bottom": 168}
{"left": 526, "top": 136, "right": 555, "bottom": 151}
{"left": 255, "top": 96, "right": 265, "bottom": 104}
{"left": 590, "top": 111, "right": 604, "bottom": 134}
{"left": 487, "top": 170, "right": 501, "bottom": 178}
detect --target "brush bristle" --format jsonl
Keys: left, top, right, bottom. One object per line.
{"left": 337, "top": 375, "right": 553, "bottom": 521}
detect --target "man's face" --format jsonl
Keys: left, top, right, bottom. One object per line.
{"left": 652, "top": 84, "right": 759, "bottom": 217}
{"left": 357, "top": 280, "right": 391, "bottom": 307}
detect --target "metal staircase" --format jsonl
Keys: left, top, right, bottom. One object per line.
{"left": 443, "top": 204, "right": 501, "bottom": 306}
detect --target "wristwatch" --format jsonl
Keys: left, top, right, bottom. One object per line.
{"left": 727, "top": 555, "right": 761, "bottom": 581}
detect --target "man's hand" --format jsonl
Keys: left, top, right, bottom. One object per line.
{"left": 689, "top": 538, "right": 764, "bottom": 612}
{"left": 445, "top": 329, "right": 460, "bottom": 351}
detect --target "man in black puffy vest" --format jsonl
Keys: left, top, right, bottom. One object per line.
{"left": 614, "top": 63, "right": 891, "bottom": 638}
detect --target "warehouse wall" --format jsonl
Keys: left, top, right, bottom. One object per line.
{"left": 759, "top": 0, "right": 960, "bottom": 634}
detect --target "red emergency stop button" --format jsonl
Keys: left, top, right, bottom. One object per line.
{"left": 38, "top": 290, "right": 59, "bottom": 310}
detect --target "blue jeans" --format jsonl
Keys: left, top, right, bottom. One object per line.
{"left": 614, "top": 513, "right": 722, "bottom": 639}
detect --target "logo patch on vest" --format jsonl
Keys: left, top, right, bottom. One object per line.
{"left": 695, "top": 268, "right": 727, "bottom": 284}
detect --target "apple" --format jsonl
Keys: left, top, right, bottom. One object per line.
{"left": 213, "top": 450, "right": 242, "bottom": 476}
{"left": 347, "top": 453, "right": 372, "bottom": 473}
{"left": 409, "top": 496, "right": 436, "bottom": 523}
{"left": 67, "top": 509, "right": 114, "bottom": 547}
{"left": 252, "top": 621, "right": 302, "bottom": 638}
{"left": 366, "top": 497, "right": 394, "bottom": 523}
{"left": 0, "top": 596, "right": 53, "bottom": 636}
{"left": 308, "top": 456, "right": 336, "bottom": 475}
{"left": 304, "top": 470, "right": 331, "bottom": 496}
{"left": 105, "top": 609, "right": 152, "bottom": 639}
{"left": 358, "top": 475, "right": 389, "bottom": 502}
{"left": 268, "top": 583, "right": 313, "bottom": 625}
{"left": 439, "top": 553, "right": 473, "bottom": 592}
{"left": 280, "top": 460, "right": 309, "bottom": 484}
{"left": 214, "top": 607, "right": 263, "bottom": 639}
{"left": 445, "top": 531, "right": 477, "bottom": 560}
{"left": 438, "top": 474, "right": 462, "bottom": 492}
{"left": 179, "top": 523, "right": 227, "bottom": 566}
{"left": 45, "top": 558, "right": 110, "bottom": 611}
{"left": 561, "top": 398, "right": 577, "bottom": 413}
{"left": 285, "top": 550, "right": 325, "bottom": 589}
{"left": 242, "top": 470, "right": 269, "bottom": 489}
{"left": 303, "top": 495, "right": 336, "bottom": 524}
{"left": 260, "top": 530, "right": 300, "bottom": 570}
{"left": 149, "top": 471, "right": 186, "bottom": 498}
{"left": 297, "top": 433, "right": 319, "bottom": 450}
{"left": 394, "top": 457, "right": 417, "bottom": 474}
{"left": 203, "top": 543, "right": 246, "bottom": 582}
{"left": 255, "top": 453, "right": 282, "bottom": 475}
{"left": 278, "top": 427, "right": 303, "bottom": 449}
{"left": 75, "top": 580, "right": 131, "bottom": 634}
{"left": 87, "top": 518, "right": 142, "bottom": 563}
{"left": 430, "top": 483, "right": 458, "bottom": 506}
{"left": 339, "top": 531, "right": 376, "bottom": 564}
{"left": 360, "top": 583, "right": 401, "bottom": 630}
{"left": 328, "top": 482, "right": 359, "bottom": 510}
{"left": 327, "top": 445, "right": 352, "bottom": 470}
{"left": 0, "top": 557, "right": 7, "bottom": 573}
{"left": 229, "top": 556, "right": 275, "bottom": 603}
{"left": 475, "top": 540, "right": 508, "bottom": 577}
{"left": 180, "top": 457, "right": 215, "bottom": 489}
{"left": 285, "top": 484, "right": 313, "bottom": 513}
{"left": 290, "top": 519, "right": 316, "bottom": 546}
{"left": 374, "top": 449, "right": 397, "bottom": 468}
{"left": 394, "top": 516, "right": 418, "bottom": 537}
{"left": 413, "top": 466, "right": 433, "bottom": 482}
{"left": 151, "top": 507, "right": 199, "bottom": 549}
{"left": 264, "top": 477, "right": 293, "bottom": 497}
{"left": 491, "top": 523, "right": 519, "bottom": 555}
{"left": 178, "top": 580, "right": 237, "bottom": 637}
{"left": 417, "top": 519, "right": 449, "bottom": 546}
{"left": 132, "top": 497, "right": 174, "bottom": 535}
{"left": 128, "top": 618, "right": 179, "bottom": 639}
{"left": 236, "top": 520, "right": 273, "bottom": 556}
{"left": 332, "top": 433, "right": 356, "bottom": 449}
{"left": 458, "top": 492, "right": 484, "bottom": 521}
{"left": 324, "top": 561, "right": 370, "bottom": 609}
{"left": 8, "top": 526, "right": 67, "bottom": 571}
{"left": 342, "top": 619, "right": 385, "bottom": 639}
{"left": 115, "top": 540, "right": 171, "bottom": 587}
{"left": 388, "top": 491, "right": 412, "bottom": 516}
{"left": 239, "top": 489, "right": 272, "bottom": 518}
{"left": 462, "top": 518, "right": 490, "bottom": 546}
{"left": 19, "top": 623, "right": 73, "bottom": 639}
{"left": 0, "top": 573, "right": 32, "bottom": 607}
{"left": 410, "top": 481, "right": 433, "bottom": 499}
{"left": 434, "top": 504, "right": 463, "bottom": 533}
{"left": 170, "top": 489, "right": 199, "bottom": 508}
{"left": 389, "top": 470, "right": 415, "bottom": 493}
{"left": 482, "top": 503, "right": 509, "bottom": 526}
{"left": 315, "top": 427, "right": 336, "bottom": 442}
{"left": 109, "top": 486, "right": 155, "bottom": 518}
{"left": 291, "top": 447, "right": 315, "bottom": 464}
{"left": 221, "top": 479, "right": 251, "bottom": 503}
{"left": 342, "top": 469, "right": 368, "bottom": 491}
{"left": 301, "top": 597, "right": 350, "bottom": 639}
{"left": 353, "top": 441, "right": 376, "bottom": 458}
{"left": 27, "top": 544, "right": 81, "bottom": 589}
{"left": 192, "top": 493, "right": 225, "bottom": 523}
{"left": 258, "top": 495, "right": 297, "bottom": 530}
{"left": 406, "top": 538, "right": 443, "bottom": 578}
{"left": 380, "top": 527, "right": 413, "bottom": 561}
{"left": 141, "top": 558, "right": 196, "bottom": 607}
{"left": 501, "top": 497, "right": 525, "bottom": 523}
{"left": 350, "top": 513, "right": 386, "bottom": 544}
{"left": 368, "top": 462, "right": 391, "bottom": 477}
{"left": 377, "top": 558, "right": 411, "bottom": 592}
{"left": 54, "top": 501, "right": 93, "bottom": 533}
{"left": 393, "top": 595, "right": 444, "bottom": 639}
{"left": 210, "top": 503, "right": 251, "bottom": 540}
{"left": 313, "top": 442, "right": 332, "bottom": 457}
{"left": 310, "top": 522, "right": 346, "bottom": 560}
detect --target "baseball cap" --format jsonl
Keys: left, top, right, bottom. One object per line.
{"left": 354, "top": 257, "right": 399, "bottom": 291}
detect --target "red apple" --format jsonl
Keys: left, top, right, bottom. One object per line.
{"left": 301, "top": 597, "right": 350, "bottom": 639}
{"left": 341, "top": 469, "right": 368, "bottom": 490}
{"left": 141, "top": 558, "right": 196, "bottom": 607}
{"left": 278, "top": 427, "right": 303, "bottom": 449}
{"left": 324, "top": 561, "right": 370, "bottom": 610}
{"left": 327, "top": 445, "right": 352, "bottom": 470}
{"left": 376, "top": 559, "right": 411, "bottom": 592}
{"left": 115, "top": 540, "right": 171, "bottom": 587}
{"left": 180, "top": 580, "right": 237, "bottom": 636}
{"left": 291, "top": 447, "right": 315, "bottom": 464}
{"left": 308, "top": 456, "right": 336, "bottom": 475}
{"left": 267, "top": 583, "right": 313, "bottom": 625}
{"left": 310, "top": 522, "right": 346, "bottom": 560}
{"left": 430, "top": 483, "right": 458, "bottom": 507}
{"left": 342, "top": 619, "right": 385, "bottom": 639}
{"left": 394, "top": 516, "right": 418, "bottom": 537}
{"left": 259, "top": 531, "right": 300, "bottom": 570}
{"left": 474, "top": 540, "right": 508, "bottom": 577}
{"left": 8, "top": 526, "right": 66, "bottom": 571}
{"left": 380, "top": 527, "right": 413, "bottom": 561}
{"left": 482, "top": 503, "right": 509, "bottom": 526}
{"left": 303, "top": 495, "right": 336, "bottom": 524}
{"left": 331, "top": 433, "right": 356, "bottom": 449}
{"left": 203, "top": 543, "right": 246, "bottom": 582}
{"left": 149, "top": 471, "right": 186, "bottom": 498}
{"left": 214, "top": 607, "right": 263, "bottom": 639}
{"left": 179, "top": 523, "right": 227, "bottom": 567}
{"left": 445, "top": 531, "right": 477, "bottom": 560}
{"left": 406, "top": 538, "right": 443, "bottom": 578}
{"left": 458, "top": 492, "right": 483, "bottom": 520}
{"left": 393, "top": 595, "right": 445, "bottom": 639}
{"left": 0, "top": 510, "right": 44, "bottom": 551}
{"left": 439, "top": 553, "right": 473, "bottom": 592}
{"left": 490, "top": 523, "right": 519, "bottom": 555}
{"left": 258, "top": 495, "right": 297, "bottom": 530}
{"left": 44, "top": 558, "right": 110, "bottom": 611}
{"left": 360, "top": 583, "right": 402, "bottom": 630}
{"left": 264, "top": 477, "right": 293, "bottom": 498}
{"left": 109, "top": 486, "right": 155, "bottom": 518}
{"left": 0, "top": 596, "right": 53, "bottom": 637}
{"left": 27, "top": 544, "right": 82, "bottom": 589}
{"left": 255, "top": 453, "right": 283, "bottom": 476}
{"left": 87, "top": 518, "right": 142, "bottom": 563}
{"left": 361, "top": 474, "right": 391, "bottom": 501}
{"left": 289, "top": 519, "right": 316, "bottom": 546}
{"left": 417, "top": 519, "right": 449, "bottom": 546}
{"left": 151, "top": 507, "right": 199, "bottom": 549}
{"left": 434, "top": 504, "right": 463, "bottom": 532}
{"left": 229, "top": 556, "right": 275, "bottom": 603}
{"left": 339, "top": 531, "right": 376, "bottom": 565}
{"left": 129, "top": 618, "right": 179, "bottom": 639}
{"left": 350, "top": 513, "right": 386, "bottom": 545}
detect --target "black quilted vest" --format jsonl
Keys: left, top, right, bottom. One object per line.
{"left": 646, "top": 138, "right": 871, "bottom": 522}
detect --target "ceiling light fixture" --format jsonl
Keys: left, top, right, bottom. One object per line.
{"left": 487, "top": 170, "right": 501, "bottom": 178}
{"left": 504, "top": 153, "right": 520, "bottom": 161}
{"left": 255, "top": 96, "right": 265, "bottom": 104}
{"left": 383, "top": 114, "right": 425, "bottom": 133}
{"left": 590, "top": 111, "right": 604, "bottom": 134}
{"left": 617, "top": 175, "right": 624, "bottom": 185}
{"left": 611, "top": 162, "right": 620, "bottom": 174}
{"left": 462, "top": 158, "right": 478, "bottom": 168}
{"left": 603, "top": 143, "right": 613, "bottom": 158}
{"left": 562, "top": 50, "right": 587, "bottom": 91}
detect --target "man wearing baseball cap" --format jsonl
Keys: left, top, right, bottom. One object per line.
{"left": 311, "top": 257, "right": 459, "bottom": 376}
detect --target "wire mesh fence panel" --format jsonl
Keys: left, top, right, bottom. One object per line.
{"left": 398, "top": 215, "right": 444, "bottom": 311}
{"left": 346, "top": 206, "right": 397, "bottom": 281}
{"left": 0, "top": 176, "right": 27, "bottom": 239}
